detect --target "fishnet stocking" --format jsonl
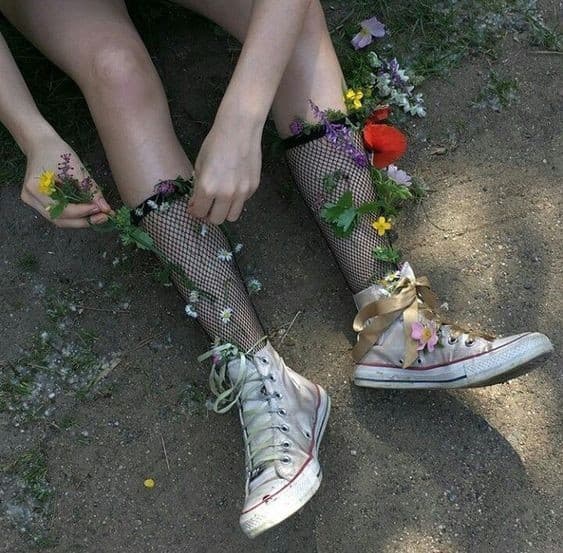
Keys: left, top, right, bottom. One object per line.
{"left": 285, "top": 130, "right": 395, "bottom": 293}
{"left": 141, "top": 196, "right": 265, "bottom": 351}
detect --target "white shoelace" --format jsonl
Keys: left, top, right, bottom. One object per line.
{"left": 199, "top": 343, "right": 287, "bottom": 473}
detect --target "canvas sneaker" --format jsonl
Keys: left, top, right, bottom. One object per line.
{"left": 202, "top": 341, "right": 330, "bottom": 538}
{"left": 352, "top": 263, "right": 553, "bottom": 390}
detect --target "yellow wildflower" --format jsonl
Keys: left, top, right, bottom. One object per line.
{"left": 38, "top": 171, "right": 56, "bottom": 196}
{"left": 372, "top": 216, "right": 392, "bottom": 236}
{"left": 143, "top": 478, "right": 155, "bottom": 489}
{"left": 345, "top": 88, "right": 364, "bottom": 110}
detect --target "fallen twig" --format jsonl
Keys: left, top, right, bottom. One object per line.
{"left": 161, "top": 435, "right": 171, "bottom": 473}
{"left": 279, "top": 311, "right": 302, "bottom": 346}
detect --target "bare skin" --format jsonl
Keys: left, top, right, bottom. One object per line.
{"left": 0, "top": 31, "right": 111, "bottom": 227}
{"left": 0, "top": 0, "right": 347, "bottom": 224}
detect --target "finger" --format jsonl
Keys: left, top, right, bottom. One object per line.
{"left": 92, "top": 191, "right": 112, "bottom": 213}
{"left": 208, "top": 197, "right": 231, "bottom": 225}
{"left": 53, "top": 218, "right": 90, "bottom": 229}
{"left": 89, "top": 212, "right": 109, "bottom": 225}
{"left": 226, "top": 198, "right": 245, "bottom": 222}
{"left": 188, "top": 188, "right": 214, "bottom": 219}
{"left": 58, "top": 202, "right": 102, "bottom": 219}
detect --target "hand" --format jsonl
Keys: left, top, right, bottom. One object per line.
{"left": 189, "top": 116, "right": 262, "bottom": 224}
{"left": 21, "top": 133, "right": 112, "bottom": 228}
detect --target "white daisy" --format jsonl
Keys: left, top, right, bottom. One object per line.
{"left": 147, "top": 200, "right": 158, "bottom": 210}
{"left": 219, "top": 307, "right": 233, "bottom": 324}
{"left": 185, "top": 304, "right": 198, "bottom": 318}
{"left": 246, "top": 278, "right": 263, "bottom": 294}
{"left": 217, "top": 249, "right": 233, "bottom": 262}
{"left": 189, "top": 290, "right": 200, "bottom": 303}
{"left": 234, "top": 243, "right": 243, "bottom": 254}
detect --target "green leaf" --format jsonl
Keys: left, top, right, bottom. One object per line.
{"left": 322, "top": 170, "right": 346, "bottom": 193}
{"left": 320, "top": 190, "right": 359, "bottom": 237}
{"left": 129, "top": 228, "right": 154, "bottom": 250}
{"left": 372, "top": 246, "right": 401, "bottom": 264}
{"left": 47, "top": 201, "right": 66, "bottom": 220}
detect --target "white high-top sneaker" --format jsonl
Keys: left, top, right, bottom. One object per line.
{"left": 352, "top": 263, "right": 553, "bottom": 389}
{"left": 203, "top": 341, "right": 330, "bottom": 538}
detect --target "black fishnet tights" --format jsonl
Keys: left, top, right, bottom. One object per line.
{"left": 285, "top": 131, "right": 395, "bottom": 293}
{"left": 141, "top": 197, "right": 265, "bottom": 351}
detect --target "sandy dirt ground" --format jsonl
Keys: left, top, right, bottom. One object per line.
{"left": 0, "top": 2, "right": 561, "bottom": 552}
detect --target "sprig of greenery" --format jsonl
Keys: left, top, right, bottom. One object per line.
{"left": 373, "top": 246, "right": 401, "bottom": 264}
{"left": 47, "top": 177, "right": 94, "bottom": 219}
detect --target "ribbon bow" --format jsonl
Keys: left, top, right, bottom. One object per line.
{"left": 352, "top": 276, "right": 438, "bottom": 368}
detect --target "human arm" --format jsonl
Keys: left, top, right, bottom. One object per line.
{"left": 0, "top": 31, "right": 111, "bottom": 227}
{"left": 189, "top": 0, "right": 312, "bottom": 224}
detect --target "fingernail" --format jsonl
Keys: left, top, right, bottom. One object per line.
{"left": 89, "top": 206, "right": 101, "bottom": 215}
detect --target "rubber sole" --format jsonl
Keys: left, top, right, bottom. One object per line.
{"left": 239, "top": 388, "right": 331, "bottom": 538}
{"left": 354, "top": 333, "right": 553, "bottom": 390}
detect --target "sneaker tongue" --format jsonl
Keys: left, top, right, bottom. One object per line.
{"left": 399, "top": 261, "right": 416, "bottom": 281}
{"left": 353, "top": 262, "right": 417, "bottom": 310}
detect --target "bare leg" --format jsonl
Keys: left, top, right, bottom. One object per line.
{"left": 1, "top": 0, "right": 265, "bottom": 348}
{"left": 177, "top": 0, "right": 393, "bottom": 290}
{"left": 176, "top": 0, "right": 346, "bottom": 137}
{"left": 1, "top": 0, "right": 191, "bottom": 206}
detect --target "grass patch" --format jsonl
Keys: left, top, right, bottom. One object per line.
{"left": 329, "top": 0, "right": 561, "bottom": 80}
{"left": 474, "top": 70, "right": 519, "bottom": 110}
{"left": 17, "top": 252, "right": 40, "bottom": 272}
{"left": 1, "top": 448, "right": 55, "bottom": 547}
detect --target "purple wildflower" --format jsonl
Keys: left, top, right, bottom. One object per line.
{"left": 386, "top": 165, "right": 412, "bottom": 186}
{"left": 289, "top": 119, "right": 305, "bottom": 136}
{"left": 351, "top": 17, "right": 386, "bottom": 50}
{"left": 309, "top": 100, "right": 369, "bottom": 168}
{"left": 79, "top": 176, "right": 93, "bottom": 192}
{"left": 154, "top": 179, "right": 177, "bottom": 196}
{"left": 57, "top": 153, "right": 73, "bottom": 180}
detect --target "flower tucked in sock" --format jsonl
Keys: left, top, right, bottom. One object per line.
{"left": 284, "top": 124, "right": 395, "bottom": 293}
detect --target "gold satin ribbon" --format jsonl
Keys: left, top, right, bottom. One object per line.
{"left": 352, "top": 277, "right": 438, "bottom": 368}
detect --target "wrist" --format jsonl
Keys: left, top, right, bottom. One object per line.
{"left": 17, "top": 119, "right": 59, "bottom": 156}
{"left": 216, "top": 91, "right": 269, "bottom": 134}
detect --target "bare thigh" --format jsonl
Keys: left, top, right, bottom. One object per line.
{"left": 0, "top": 0, "right": 192, "bottom": 205}
{"left": 0, "top": 0, "right": 142, "bottom": 83}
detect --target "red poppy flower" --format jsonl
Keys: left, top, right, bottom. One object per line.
{"left": 362, "top": 122, "right": 407, "bottom": 168}
{"left": 367, "top": 105, "right": 391, "bottom": 123}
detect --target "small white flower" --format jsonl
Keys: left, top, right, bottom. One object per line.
{"left": 189, "top": 290, "right": 200, "bottom": 303}
{"left": 159, "top": 201, "right": 170, "bottom": 213}
{"left": 246, "top": 278, "right": 263, "bottom": 294}
{"left": 147, "top": 200, "right": 158, "bottom": 210}
{"left": 200, "top": 224, "right": 208, "bottom": 237}
{"left": 217, "top": 249, "right": 233, "bottom": 262}
{"left": 376, "top": 74, "right": 392, "bottom": 96}
{"left": 185, "top": 304, "right": 198, "bottom": 318}
{"left": 134, "top": 208, "right": 144, "bottom": 217}
{"left": 219, "top": 307, "right": 233, "bottom": 324}
{"left": 234, "top": 243, "right": 243, "bottom": 254}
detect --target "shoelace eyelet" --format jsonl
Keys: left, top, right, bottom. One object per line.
{"left": 269, "top": 374, "right": 277, "bottom": 382}
{"left": 417, "top": 357, "right": 423, "bottom": 364}
{"left": 448, "top": 336, "right": 458, "bottom": 345}
{"left": 303, "top": 429, "right": 312, "bottom": 439}
{"left": 274, "top": 392, "right": 283, "bottom": 399}
{"left": 282, "top": 441, "right": 291, "bottom": 449}
{"left": 280, "top": 424, "right": 289, "bottom": 433}
{"left": 465, "top": 338, "right": 475, "bottom": 347}
{"left": 281, "top": 455, "right": 291, "bottom": 464}
{"left": 278, "top": 408, "right": 287, "bottom": 416}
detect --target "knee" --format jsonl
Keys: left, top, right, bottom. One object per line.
{"left": 88, "top": 43, "right": 156, "bottom": 101}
